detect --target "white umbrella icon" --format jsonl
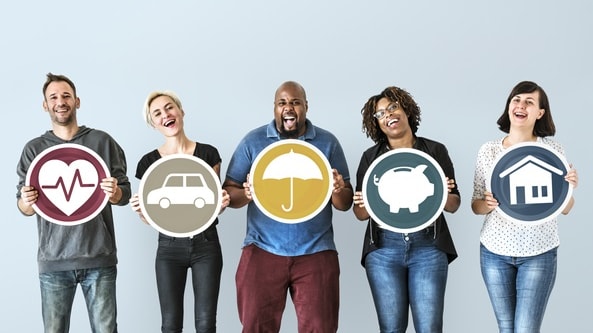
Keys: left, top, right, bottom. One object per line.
{"left": 262, "top": 149, "right": 323, "bottom": 212}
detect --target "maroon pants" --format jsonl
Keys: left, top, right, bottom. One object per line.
{"left": 236, "top": 244, "right": 340, "bottom": 333}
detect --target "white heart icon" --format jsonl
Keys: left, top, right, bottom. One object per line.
{"left": 38, "top": 159, "right": 99, "bottom": 216}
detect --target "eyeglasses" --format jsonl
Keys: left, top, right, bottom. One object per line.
{"left": 373, "top": 102, "right": 400, "bottom": 119}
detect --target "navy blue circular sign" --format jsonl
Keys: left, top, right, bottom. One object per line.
{"left": 487, "top": 142, "right": 572, "bottom": 225}
{"left": 362, "top": 148, "right": 447, "bottom": 233}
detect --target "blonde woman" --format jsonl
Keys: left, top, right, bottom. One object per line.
{"left": 130, "top": 91, "right": 229, "bottom": 333}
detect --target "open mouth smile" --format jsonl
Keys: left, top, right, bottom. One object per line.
{"left": 387, "top": 118, "right": 400, "bottom": 127}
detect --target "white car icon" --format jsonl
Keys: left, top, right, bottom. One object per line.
{"left": 147, "top": 173, "right": 215, "bottom": 209}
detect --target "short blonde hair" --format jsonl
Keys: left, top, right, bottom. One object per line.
{"left": 143, "top": 90, "right": 183, "bottom": 127}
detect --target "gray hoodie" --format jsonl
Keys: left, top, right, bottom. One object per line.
{"left": 16, "top": 126, "right": 131, "bottom": 273}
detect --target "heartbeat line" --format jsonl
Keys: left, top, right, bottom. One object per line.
{"left": 41, "top": 169, "right": 96, "bottom": 201}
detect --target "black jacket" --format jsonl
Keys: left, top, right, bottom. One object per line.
{"left": 355, "top": 136, "right": 459, "bottom": 266}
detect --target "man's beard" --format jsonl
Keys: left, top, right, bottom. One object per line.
{"left": 52, "top": 113, "right": 74, "bottom": 126}
{"left": 279, "top": 125, "right": 300, "bottom": 139}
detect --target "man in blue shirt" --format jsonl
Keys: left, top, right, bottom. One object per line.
{"left": 223, "top": 81, "right": 353, "bottom": 333}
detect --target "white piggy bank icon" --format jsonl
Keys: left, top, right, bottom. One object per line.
{"left": 373, "top": 165, "right": 435, "bottom": 213}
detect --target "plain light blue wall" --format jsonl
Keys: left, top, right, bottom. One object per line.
{"left": 3, "top": 1, "right": 591, "bottom": 332}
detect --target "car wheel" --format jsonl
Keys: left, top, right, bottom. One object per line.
{"left": 194, "top": 198, "right": 206, "bottom": 208}
{"left": 159, "top": 198, "right": 171, "bottom": 209}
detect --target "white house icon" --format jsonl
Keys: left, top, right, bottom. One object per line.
{"left": 498, "top": 155, "right": 563, "bottom": 205}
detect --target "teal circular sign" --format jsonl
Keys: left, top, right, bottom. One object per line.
{"left": 362, "top": 148, "right": 447, "bottom": 232}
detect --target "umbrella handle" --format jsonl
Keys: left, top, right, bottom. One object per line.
{"left": 281, "top": 177, "right": 294, "bottom": 212}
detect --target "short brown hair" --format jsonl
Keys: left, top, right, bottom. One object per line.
{"left": 497, "top": 81, "right": 555, "bottom": 137}
{"left": 42, "top": 73, "right": 77, "bottom": 98}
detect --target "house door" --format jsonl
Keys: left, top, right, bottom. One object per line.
{"left": 515, "top": 186, "right": 525, "bottom": 205}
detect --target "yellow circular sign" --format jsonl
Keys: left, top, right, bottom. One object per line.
{"left": 250, "top": 140, "right": 333, "bottom": 223}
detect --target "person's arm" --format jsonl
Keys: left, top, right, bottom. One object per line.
{"left": 352, "top": 191, "right": 369, "bottom": 221}
{"left": 434, "top": 143, "right": 461, "bottom": 214}
{"left": 562, "top": 197, "right": 575, "bottom": 215}
{"left": 444, "top": 178, "right": 460, "bottom": 213}
{"left": 330, "top": 169, "right": 353, "bottom": 211}
{"left": 561, "top": 165, "right": 578, "bottom": 215}
{"left": 106, "top": 138, "right": 131, "bottom": 206}
{"left": 129, "top": 193, "right": 149, "bottom": 224}
{"left": 16, "top": 148, "right": 37, "bottom": 217}
{"left": 470, "top": 143, "right": 495, "bottom": 216}
{"left": 101, "top": 177, "right": 123, "bottom": 204}
{"left": 471, "top": 191, "right": 498, "bottom": 215}
{"left": 445, "top": 193, "right": 461, "bottom": 213}
{"left": 223, "top": 176, "right": 251, "bottom": 209}
{"left": 211, "top": 162, "right": 230, "bottom": 214}
{"left": 352, "top": 150, "right": 372, "bottom": 220}
{"left": 17, "top": 186, "right": 37, "bottom": 216}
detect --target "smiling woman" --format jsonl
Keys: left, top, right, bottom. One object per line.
{"left": 128, "top": 90, "right": 231, "bottom": 332}
{"left": 471, "top": 81, "right": 579, "bottom": 332}
{"left": 353, "top": 85, "right": 460, "bottom": 333}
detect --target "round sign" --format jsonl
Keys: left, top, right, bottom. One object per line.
{"left": 25, "top": 143, "right": 110, "bottom": 225}
{"left": 487, "top": 142, "right": 572, "bottom": 225}
{"left": 138, "top": 154, "right": 223, "bottom": 237}
{"left": 362, "top": 148, "right": 447, "bottom": 233}
{"left": 250, "top": 139, "right": 333, "bottom": 223}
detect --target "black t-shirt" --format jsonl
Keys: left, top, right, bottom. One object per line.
{"left": 355, "top": 137, "right": 460, "bottom": 266}
{"left": 135, "top": 142, "right": 222, "bottom": 231}
{"left": 135, "top": 142, "right": 221, "bottom": 179}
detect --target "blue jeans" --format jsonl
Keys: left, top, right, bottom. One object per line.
{"left": 39, "top": 266, "right": 117, "bottom": 333}
{"left": 364, "top": 227, "right": 448, "bottom": 333}
{"left": 155, "top": 228, "right": 222, "bottom": 333}
{"left": 480, "top": 244, "right": 557, "bottom": 333}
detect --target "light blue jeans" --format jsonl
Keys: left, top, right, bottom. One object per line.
{"left": 480, "top": 244, "right": 557, "bottom": 333}
{"left": 364, "top": 227, "right": 448, "bottom": 333}
{"left": 39, "top": 266, "right": 117, "bottom": 333}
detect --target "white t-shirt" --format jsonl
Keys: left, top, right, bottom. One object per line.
{"left": 471, "top": 137, "right": 566, "bottom": 257}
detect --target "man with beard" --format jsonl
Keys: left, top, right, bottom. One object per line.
{"left": 16, "top": 73, "right": 130, "bottom": 332}
{"left": 223, "top": 81, "right": 353, "bottom": 333}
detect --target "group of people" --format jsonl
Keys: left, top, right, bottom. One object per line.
{"left": 16, "top": 73, "right": 578, "bottom": 333}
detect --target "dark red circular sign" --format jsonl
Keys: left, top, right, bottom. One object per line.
{"left": 26, "top": 143, "right": 110, "bottom": 225}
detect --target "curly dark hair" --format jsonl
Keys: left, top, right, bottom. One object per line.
{"left": 360, "top": 86, "right": 421, "bottom": 143}
{"left": 497, "top": 81, "right": 555, "bottom": 137}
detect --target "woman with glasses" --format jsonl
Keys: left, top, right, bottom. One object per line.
{"left": 352, "top": 86, "right": 460, "bottom": 333}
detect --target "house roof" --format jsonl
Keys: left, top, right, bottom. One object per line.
{"left": 499, "top": 155, "right": 563, "bottom": 178}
